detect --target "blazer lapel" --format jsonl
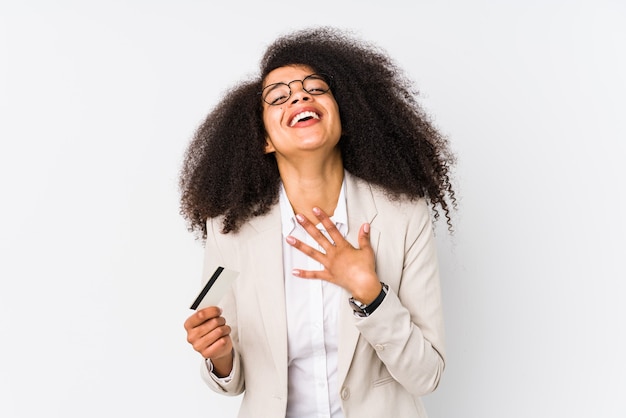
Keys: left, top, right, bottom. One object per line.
{"left": 245, "top": 205, "right": 289, "bottom": 390}
{"left": 337, "top": 172, "right": 380, "bottom": 386}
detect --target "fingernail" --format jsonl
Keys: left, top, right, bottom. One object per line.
{"left": 292, "top": 269, "right": 301, "bottom": 276}
{"left": 286, "top": 236, "right": 296, "bottom": 245}
{"left": 312, "top": 207, "right": 321, "bottom": 215}
{"left": 363, "top": 223, "right": 370, "bottom": 233}
{"left": 295, "top": 214, "right": 305, "bottom": 223}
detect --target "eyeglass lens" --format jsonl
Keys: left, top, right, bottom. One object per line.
{"left": 262, "top": 75, "right": 330, "bottom": 105}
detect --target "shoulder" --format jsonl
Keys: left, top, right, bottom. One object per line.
{"left": 347, "top": 172, "right": 431, "bottom": 229}
{"left": 206, "top": 202, "right": 282, "bottom": 244}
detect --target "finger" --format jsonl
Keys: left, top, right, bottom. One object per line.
{"left": 358, "top": 222, "right": 372, "bottom": 250}
{"left": 195, "top": 326, "right": 232, "bottom": 359}
{"left": 312, "top": 207, "right": 345, "bottom": 246}
{"left": 292, "top": 268, "right": 332, "bottom": 282}
{"left": 201, "top": 335, "right": 232, "bottom": 360}
{"left": 294, "top": 213, "right": 334, "bottom": 250}
{"left": 186, "top": 316, "right": 227, "bottom": 344}
{"left": 285, "top": 235, "right": 326, "bottom": 264}
{"left": 204, "top": 324, "right": 231, "bottom": 346}
{"left": 184, "top": 306, "right": 222, "bottom": 330}
{"left": 190, "top": 321, "right": 230, "bottom": 348}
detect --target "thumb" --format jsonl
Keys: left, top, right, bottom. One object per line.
{"left": 358, "top": 223, "right": 372, "bottom": 249}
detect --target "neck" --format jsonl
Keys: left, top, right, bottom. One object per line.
{"left": 276, "top": 150, "right": 344, "bottom": 220}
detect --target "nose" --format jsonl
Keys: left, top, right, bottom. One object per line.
{"left": 289, "top": 81, "right": 311, "bottom": 104}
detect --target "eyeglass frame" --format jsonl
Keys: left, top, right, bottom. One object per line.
{"left": 260, "top": 73, "right": 333, "bottom": 106}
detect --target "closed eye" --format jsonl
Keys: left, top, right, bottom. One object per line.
{"left": 269, "top": 94, "right": 288, "bottom": 105}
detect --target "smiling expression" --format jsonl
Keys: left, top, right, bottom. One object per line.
{"left": 262, "top": 65, "right": 342, "bottom": 159}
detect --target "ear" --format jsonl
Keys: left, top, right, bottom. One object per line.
{"left": 264, "top": 136, "right": 275, "bottom": 154}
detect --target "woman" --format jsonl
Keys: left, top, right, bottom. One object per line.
{"left": 181, "top": 27, "right": 456, "bottom": 418}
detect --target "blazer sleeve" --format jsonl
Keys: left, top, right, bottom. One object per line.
{"left": 354, "top": 197, "right": 445, "bottom": 396}
{"left": 198, "top": 217, "right": 245, "bottom": 396}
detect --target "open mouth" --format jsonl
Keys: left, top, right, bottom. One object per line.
{"left": 290, "top": 111, "right": 320, "bottom": 127}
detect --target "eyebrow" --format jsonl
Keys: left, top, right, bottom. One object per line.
{"left": 262, "top": 74, "right": 317, "bottom": 90}
{"left": 263, "top": 82, "right": 286, "bottom": 92}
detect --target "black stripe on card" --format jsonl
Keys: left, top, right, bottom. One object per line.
{"left": 189, "top": 266, "right": 225, "bottom": 310}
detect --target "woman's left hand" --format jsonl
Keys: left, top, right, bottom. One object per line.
{"left": 286, "top": 207, "right": 382, "bottom": 303}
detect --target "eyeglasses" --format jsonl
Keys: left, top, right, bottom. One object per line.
{"left": 261, "top": 74, "right": 331, "bottom": 106}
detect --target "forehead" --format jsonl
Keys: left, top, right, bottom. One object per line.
{"left": 262, "top": 65, "right": 316, "bottom": 87}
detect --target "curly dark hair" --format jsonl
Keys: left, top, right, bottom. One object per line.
{"left": 180, "top": 27, "right": 456, "bottom": 239}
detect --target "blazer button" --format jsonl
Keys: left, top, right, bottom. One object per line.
{"left": 374, "top": 344, "right": 385, "bottom": 351}
{"left": 341, "top": 387, "right": 350, "bottom": 400}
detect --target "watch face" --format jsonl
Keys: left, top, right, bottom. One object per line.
{"left": 350, "top": 298, "right": 366, "bottom": 309}
{"left": 348, "top": 283, "right": 388, "bottom": 318}
{"left": 349, "top": 298, "right": 367, "bottom": 316}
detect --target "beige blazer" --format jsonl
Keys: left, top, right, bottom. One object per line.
{"left": 199, "top": 172, "right": 445, "bottom": 418}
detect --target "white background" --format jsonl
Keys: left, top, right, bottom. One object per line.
{"left": 1, "top": 1, "right": 624, "bottom": 417}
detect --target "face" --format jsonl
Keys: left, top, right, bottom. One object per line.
{"left": 262, "top": 65, "right": 342, "bottom": 159}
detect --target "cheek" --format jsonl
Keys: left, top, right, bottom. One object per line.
{"left": 262, "top": 109, "right": 281, "bottom": 134}
{"left": 331, "top": 107, "right": 342, "bottom": 134}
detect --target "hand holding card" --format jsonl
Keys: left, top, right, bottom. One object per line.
{"left": 190, "top": 266, "right": 239, "bottom": 310}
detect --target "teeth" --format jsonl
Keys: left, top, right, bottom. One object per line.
{"left": 290, "top": 111, "right": 319, "bottom": 127}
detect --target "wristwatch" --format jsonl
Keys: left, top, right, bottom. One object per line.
{"left": 349, "top": 282, "right": 389, "bottom": 317}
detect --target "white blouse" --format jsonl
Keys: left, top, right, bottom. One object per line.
{"left": 279, "top": 180, "right": 347, "bottom": 418}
